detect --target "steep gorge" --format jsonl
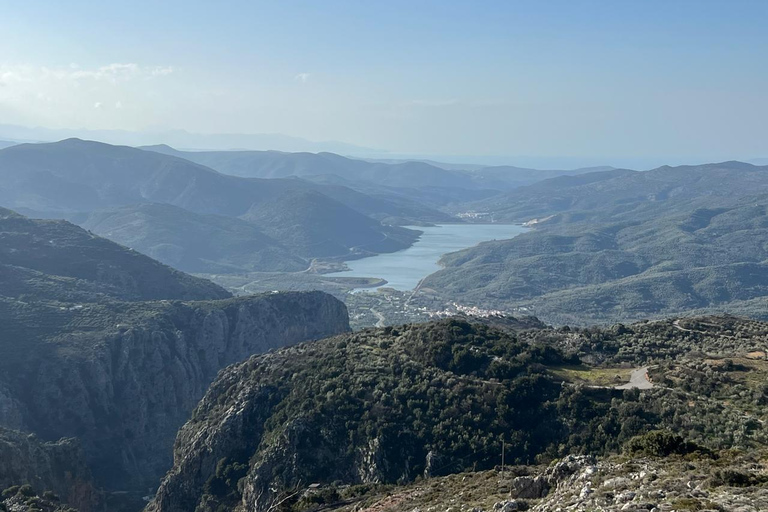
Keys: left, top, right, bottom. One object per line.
{"left": 0, "top": 292, "right": 350, "bottom": 504}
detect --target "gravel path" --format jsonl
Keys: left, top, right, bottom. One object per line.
{"left": 615, "top": 366, "right": 653, "bottom": 389}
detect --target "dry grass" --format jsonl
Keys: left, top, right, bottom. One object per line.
{"left": 549, "top": 365, "right": 634, "bottom": 387}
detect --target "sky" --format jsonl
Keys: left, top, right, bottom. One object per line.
{"left": 1, "top": 0, "right": 767, "bottom": 164}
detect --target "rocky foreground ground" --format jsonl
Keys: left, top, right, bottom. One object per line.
{"left": 333, "top": 453, "right": 768, "bottom": 512}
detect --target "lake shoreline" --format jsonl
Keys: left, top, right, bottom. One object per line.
{"left": 325, "top": 223, "right": 528, "bottom": 292}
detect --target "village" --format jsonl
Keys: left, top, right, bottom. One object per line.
{"left": 344, "top": 287, "right": 520, "bottom": 330}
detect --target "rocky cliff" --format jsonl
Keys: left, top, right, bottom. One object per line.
{"left": 0, "top": 427, "right": 98, "bottom": 511}
{"left": 0, "top": 292, "right": 349, "bottom": 495}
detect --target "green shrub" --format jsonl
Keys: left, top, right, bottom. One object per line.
{"left": 293, "top": 487, "right": 341, "bottom": 511}
{"left": 203, "top": 457, "right": 249, "bottom": 500}
{"left": 624, "top": 430, "right": 706, "bottom": 457}
{"left": 18, "top": 485, "right": 35, "bottom": 498}
{"left": 712, "top": 468, "right": 768, "bottom": 487}
{"left": 670, "top": 498, "right": 711, "bottom": 511}
{"left": 1, "top": 487, "right": 19, "bottom": 498}
{"left": 42, "top": 490, "right": 59, "bottom": 502}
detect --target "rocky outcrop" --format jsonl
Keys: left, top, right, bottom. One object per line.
{"left": 145, "top": 320, "right": 578, "bottom": 512}
{"left": 503, "top": 456, "right": 595, "bottom": 501}
{"left": 0, "top": 427, "right": 98, "bottom": 511}
{"left": 509, "top": 475, "right": 549, "bottom": 499}
{"left": 309, "top": 454, "right": 768, "bottom": 512}
{"left": 528, "top": 454, "right": 768, "bottom": 511}
{"left": 0, "top": 292, "right": 349, "bottom": 494}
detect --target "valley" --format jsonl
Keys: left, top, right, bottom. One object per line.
{"left": 4, "top": 6, "right": 768, "bottom": 512}
{"left": 196, "top": 224, "right": 527, "bottom": 330}
{"left": 7, "top": 187, "right": 768, "bottom": 512}
{"left": 324, "top": 223, "right": 528, "bottom": 291}
{"left": 12, "top": 140, "right": 768, "bottom": 330}
{"left": 4, "top": 145, "right": 768, "bottom": 511}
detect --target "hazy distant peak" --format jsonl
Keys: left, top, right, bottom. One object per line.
{"left": 140, "top": 143, "right": 177, "bottom": 152}
{"left": 652, "top": 160, "right": 759, "bottom": 173}
{"left": 55, "top": 137, "right": 122, "bottom": 148}
{"left": 709, "top": 160, "right": 762, "bottom": 170}
{"left": 0, "top": 123, "right": 378, "bottom": 154}
{"left": 0, "top": 206, "right": 22, "bottom": 219}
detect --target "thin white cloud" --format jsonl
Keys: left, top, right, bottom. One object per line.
{"left": 407, "top": 98, "right": 460, "bottom": 107}
{"left": 150, "top": 66, "right": 174, "bottom": 77}
{"left": 0, "top": 63, "right": 175, "bottom": 126}
{"left": 70, "top": 63, "right": 174, "bottom": 83}
{"left": 0, "top": 63, "right": 174, "bottom": 86}
{"left": 294, "top": 72, "right": 311, "bottom": 83}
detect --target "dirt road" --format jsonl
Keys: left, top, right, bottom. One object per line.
{"left": 615, "top": 367, "right": 654, "bottom": 390}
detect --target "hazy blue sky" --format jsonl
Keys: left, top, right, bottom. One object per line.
{"left": 1, "top": 0, "right": 766, "bottom": 161}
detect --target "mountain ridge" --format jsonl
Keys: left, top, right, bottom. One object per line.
{"left": 419, "top": 161, "right": 768, "bottom": 324}
{"left": 0, "top": 206, "right": 230, "bottom": 302}
{"left": 0, "top": 140, "right": 430, "bottom": 266}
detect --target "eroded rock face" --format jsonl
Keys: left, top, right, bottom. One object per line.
{"left": 0, "top": 428, "right": 99, "bottom": 512}
{"left": 0, "top": 385, "right": 24, "bottom": 431}
{"left": 0, "top": 292, "right": 349, "bottom": 493}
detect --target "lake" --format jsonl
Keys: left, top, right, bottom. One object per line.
{"left": 326, "top": 223, "right": 528, "bottom": 291}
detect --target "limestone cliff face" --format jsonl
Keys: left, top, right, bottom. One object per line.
{"left": 0, "top": 427, "right": 99, "bottom": 511}
{"left": 0, "top": 292, "right": 349, "bottom": 494}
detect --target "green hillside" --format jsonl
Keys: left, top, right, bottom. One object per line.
{"left": 242, "top": 190, "right": 420, "bottom": 258}
{"left": 0, "top": 207, "right": 229, "bottom": 302}
{"left": 424, "top": 163, "right": 768, "bottom": 324}
{"left": 80, "top": 203, "right": 308, "bottom": 273}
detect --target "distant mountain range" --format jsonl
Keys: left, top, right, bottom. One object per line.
{"left": 0, "top": 139, "right": 433, "bottom": 272}
{"left": 0, "top": 138, "right": 613, "bottom": 276}
{"left": 142, "top": 144, "right": 482, "bottom": 188}
{"left": 424, "top": 161, "right": 768, "bottom": 324}
{"left": 7, "top": 137, "right": 768, "bottom": 327}
{"left": 0, "top": 123, "right": 378, "bottom": 154}
{"left": 77, "top": 203, "right": 309, "bottom": 273}
{"left": 240, "top": 189, "right": 419, "bottom": 258}
{"left": 140, "top": 144, "right": 608, "bottom": 206}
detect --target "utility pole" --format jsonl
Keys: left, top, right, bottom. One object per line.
{"left": 501, "top": 435, "right": 505, "bottom": 473}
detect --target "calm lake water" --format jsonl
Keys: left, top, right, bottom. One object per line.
{"left": 326, "top": 223, "right": 528, "bottom": 291}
